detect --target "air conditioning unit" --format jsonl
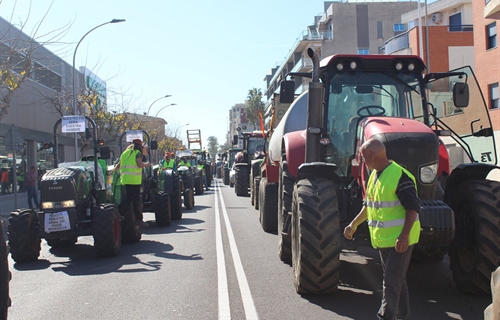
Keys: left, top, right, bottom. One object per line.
{"left": 431, "top": 12, "right": 443, "bottom": 24}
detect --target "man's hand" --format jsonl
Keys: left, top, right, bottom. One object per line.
{"left": 344, "top": 224, "right": 357, "bottom": 240}
{"left": 395, "top": 234, "right": 409, "bottom": 253}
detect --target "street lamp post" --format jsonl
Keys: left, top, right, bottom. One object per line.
{"left": 147, "top": 94, "right": 172, "bottom": 116}
{"left": 154, "top": 103, "right": 177, "bottom": 118}
{"left": 72, "top": 18, "right": 126, "bottom": 160}
{"left": 175, "top": 123, "right": 190, "bottom": 146}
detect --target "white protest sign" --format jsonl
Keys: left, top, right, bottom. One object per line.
{"left": 126, "top": 130, "right": 143, "bottom": 142}
{"left": 62, "top": 116, "right": 86, "bottom": 133}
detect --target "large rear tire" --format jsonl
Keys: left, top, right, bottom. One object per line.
{"left": 292, "top": 178, "right": 341, "bottom": 295}
{"left": 8, "top": 209, "right": 41, "bottom": 263}
{"left": 93, "top": 204, "right": 121, "bottom": 257}
{"left": 0, "top": 220, "right": 11, "bottom": 320}
{"left": 235, "top": 165, "right": 249, "bottom": 196}
{"left": 154, "top": 192, "right": 171, "bottom": 227}
{"left": 170, "top": 174, "right": 182, "bottom": 220}
{"left": 259, "top": 178, "right": 278, "bottom": 233}
{"left": 119, "top": 203, "right": 142, "bottom": 243}
{"left": 449, "top": 180, "right": 500, "bottom": 294}
{"left": 278, "top": 159, "right": 293, "bottom": 264}
{"left": 216, "top": 167, "right": 222, "bottom": 178}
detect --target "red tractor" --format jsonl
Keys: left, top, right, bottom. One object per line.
{"left": 259, "top": 48, "right": 500, "bottom": 295}
{"left": 233, "top": 131, "right": 266, "bottom": 197}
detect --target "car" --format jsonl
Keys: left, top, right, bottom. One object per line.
{"left": 229, "top": 162, "right": 235, "bottom": 188}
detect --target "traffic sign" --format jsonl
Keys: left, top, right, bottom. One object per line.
{"left": 4, "top": 124, "right": 25, "bottom": 151}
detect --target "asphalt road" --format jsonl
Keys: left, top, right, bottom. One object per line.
{"left": 5, "top": 179, "right": 490, "bottom": 319}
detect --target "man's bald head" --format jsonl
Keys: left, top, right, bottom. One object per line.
{"left": 361, "top": 138, "right": 390, "bottom": 171}
{"left": 361, "top": 138, "right": 386, "bottom": 156}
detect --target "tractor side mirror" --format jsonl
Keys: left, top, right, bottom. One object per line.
{"left": 233, "top": 135, "right": 238, "bottom": 145}
{"left": 100, "top": 146, "right": 111, "bottom": 160}
{"left": 453, "top": 82, "right": 469, "bottom": 108}
{"left": 150, "top": 141, "right": 158, "bottom": 150}
{"left": 279, "top": 80, "right": 295, "bottom": 103}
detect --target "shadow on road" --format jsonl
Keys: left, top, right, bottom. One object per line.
{"left": 301, "top": 247, "right": 490, "bottom": 319}
{"left": 12, "top": 239, "right": 203, "bottom": 276}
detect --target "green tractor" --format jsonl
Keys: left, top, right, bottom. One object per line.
{"left": 232, "top": 131, "right": 266, "bottom": 197}
{"left": 8, "top": 116, "right": 121, "bottom": 262}
{"left": 175, "top": 150, "right": 198, "bottom": 209}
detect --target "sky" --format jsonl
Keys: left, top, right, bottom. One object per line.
{"left": 0, "top": 0, "right": 329, "bottom": 146}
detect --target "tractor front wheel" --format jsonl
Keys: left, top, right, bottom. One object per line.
{"left": 292, "top": 178, "right": 341, "bottom": 295}
{"left": 184, "top": 188, "right": 195, "bottom": 210}
{"left": 8, "top": 209, "right": 41, "bottom": 263}
{"left": 119, "top": 203, "right": 142, "bottom": 243}
{"left": 235, "top": 165, "right": 249, "bottom": 196}
{"left": 154, "top": 192, "right": 171, "bottom": 227}
{"left": 93, "top": 204, "right": 121, "bottom": 257}
{"left": 259, "top": 178, "right": 278, "bottom": 233}
{"left": 449, "top": 180, "right": 500, "bottom": 294}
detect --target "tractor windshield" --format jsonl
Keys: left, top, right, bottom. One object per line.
{"left": 325, "top": 70, "right": 422, "bottom": 175}
{"left": 426, "top": 66, "right": 497, "bottom": 165}
{"left": 247, "top": 137, "right": 266, "bottom": 160}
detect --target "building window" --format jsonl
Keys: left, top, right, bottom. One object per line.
{"left": 487, "top": 22, "right": 497, "bottom": 50}
{"left": 358, "top": 49, "right": 369, "bottom": 54}
{"left": 490, "top": 83, "right": 499, "bottom": 109}
{"left": 394, "top": 24, "right": 405, "bottom": 32}
{"left": 377, "top": 21, "right": 383, "bottom": 38}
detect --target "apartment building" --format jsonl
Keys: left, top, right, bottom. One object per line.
{"left": 473, "top": 0, "right": 499, "bottom": 130}
{"left": 262, "top": 0, "right": 418, "bottom": 102}
{"left": 228, "top": 103, "right": 259, "bottom": 147}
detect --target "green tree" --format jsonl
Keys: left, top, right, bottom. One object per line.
{"left": 245, "top": 88, "right": 265, "bottom": 126}
{"left": 207, "top": 136, "right": 218, "bottom": 160}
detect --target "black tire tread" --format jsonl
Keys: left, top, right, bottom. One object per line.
{"left": 154, "top": 192, "right": 171, "bottom": 227}
{"left": 449, "top": 179, "right": 500, "bottom": 295}
{"left": 93, "top": 204, "right": 121, "bottom": 257}
{"left": 260, "top": 178, "right": 278, "bottom": 233}
{"left": 292, "top": 178, "right": 341, "bottom": 295}
{"left": 235, "top": 165, "right": 249, "bottom": 196}
{"left": 8, "top": 209, "right": 41, "bottom": 263}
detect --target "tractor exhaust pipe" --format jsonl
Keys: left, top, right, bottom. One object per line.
{"left": 305, "top": 48, "right": 323, "bottom": 163}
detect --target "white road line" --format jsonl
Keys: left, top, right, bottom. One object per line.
{"left": 215, "top": 181, "right": 231, "bottom": 320}
{"left": 217, "top": 180, "right": 259, "bottom": 320}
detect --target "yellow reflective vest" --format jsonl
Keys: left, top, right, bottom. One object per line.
{"left": 161, "top": 159, "right": 175, "bottom": 169}
{"left": 366, "top": 161, "right": 420, "bottom": 249}
{"left": 119, "top": 149, "right": 142, "bottom": 185}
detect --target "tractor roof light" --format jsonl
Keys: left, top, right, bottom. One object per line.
{"left": 408, "top": 63, "right": 415, "bottom": 71}
{"left": 350, "top": 61, "right": 357, "bottom": 70}
{"left": 395, "top": 62, "right": 403, "bottom": 71}
{"left": 336, "top": 63, "right": 344, "bottom": 71}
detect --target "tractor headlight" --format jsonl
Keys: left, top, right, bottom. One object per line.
{"left": 420, "top": 163, "right": 438, "bottom": 184}
{"left": 62, "top": 200, "right": 75, "bottom": 208}
{"left": 42, "top": 202, "right": 54, "bottom": 209}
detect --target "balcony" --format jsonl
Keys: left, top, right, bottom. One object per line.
{"left": 485, "top": 0, "right": 500, "bottom": 19}
{"left": 383, "top": 31, "right": 410, "bottom": 55}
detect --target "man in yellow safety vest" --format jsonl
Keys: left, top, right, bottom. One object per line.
{"left": 344, "top": 138, "right": 421, "bottom": 320}
{"left": 116, "top": 139, "right": 151, "bottom": 228}
{"left": 160, "top": 152, "right": 176, "bottom": 171}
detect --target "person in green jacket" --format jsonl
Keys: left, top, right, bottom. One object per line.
{"left": 178, "top": 157, "right": 191, "bottom": 167}
{"left": 115, "top": 139, "right": 151, "bottom": 228}
{"left": 159, "top": 152, "right": 176, "bottom": 171}
{"left": 344, "top": 138, "right": 421, "bottom": 320}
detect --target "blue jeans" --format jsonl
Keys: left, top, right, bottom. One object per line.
{"left": 27, "top": 186, "right": 39, "bottom": 209}
{"left": 377, "top": 245, "right": 414, "bottom": 320}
